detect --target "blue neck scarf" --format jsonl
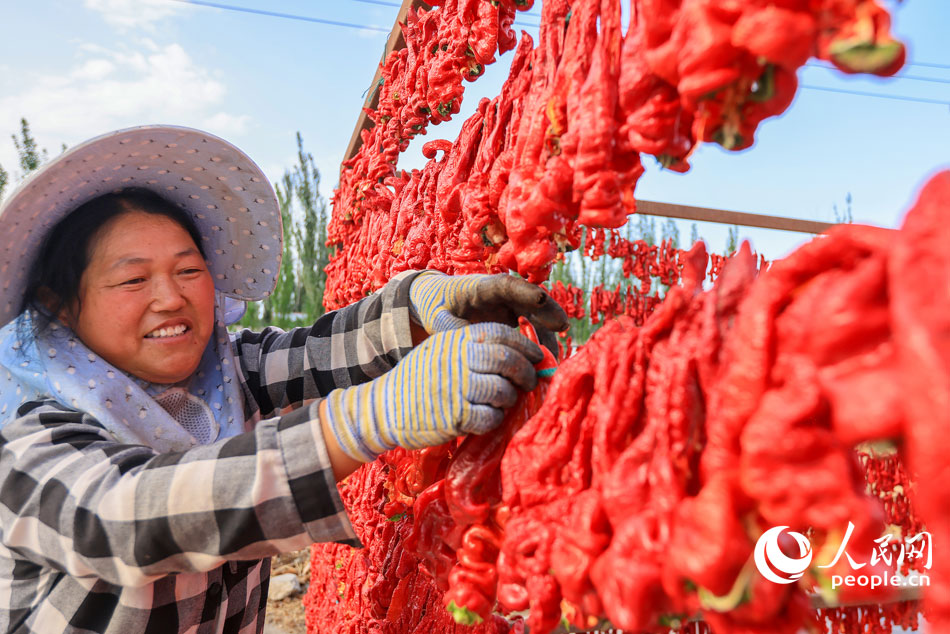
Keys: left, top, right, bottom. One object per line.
{"left": 0, "top": 301, "right": 246, "bottom": 453}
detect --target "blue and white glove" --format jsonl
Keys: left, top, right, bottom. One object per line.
{"left": 322, "top": 322, "right": 542, "bottom": 462}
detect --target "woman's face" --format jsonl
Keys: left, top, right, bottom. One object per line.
{"left": 65, "top": 211, "right": 216, "bottom": 384}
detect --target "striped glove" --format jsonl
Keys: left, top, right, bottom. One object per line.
{"left": 408, "top": 272, "right": 569, "bottom": 356}
{"left": 322, "top": 322, "right": 542, "bottom": 462}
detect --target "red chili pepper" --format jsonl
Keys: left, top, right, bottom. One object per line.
{"left": 890, "top": 172, "right": 950, "bottom": 629}
{"left": 444, "top": 525, "right": 502, "bottom": 623}
{"left": 404, "top": 480, "right": 460, "bottom": 590}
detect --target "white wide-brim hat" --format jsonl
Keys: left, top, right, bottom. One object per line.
{"left": 0, "top": 125, "right": 282, "bottom": 327}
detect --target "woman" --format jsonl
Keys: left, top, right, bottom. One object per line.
{"left": 0, "top": 125, "right": 567, "bottom": 633}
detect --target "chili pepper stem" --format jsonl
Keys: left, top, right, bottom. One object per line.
{"left": 446, "top": 600, "right": 484, "bottom": 625}
{"left": 697, "top": 558, "right": 757, "bottom": 612}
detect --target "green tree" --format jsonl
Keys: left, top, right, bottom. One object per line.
{"left": 726, "top": 225, "right": 739, "bottom": 255}
{"left": 833, "top": 192, "right": 853, "bottom": 224}
{"left": 257, "top": 184, "right": 301, "bottom": 329}
{"left": 287, "top": 132, "right": 329, "bottom": 322}
{"left": 0, "top": 117, "right": 48, "bottom": 200}
{"left": 12, "top": 118, "right": 46, "bottom": 176}
{"left": 661, "top": 218, "right": 680, "bottom": 248}
{"left": 637, "top": 214, "right": 657, "bottom": 246}
{"left": 236, "top": 133, "right": 330, "bottom": 331}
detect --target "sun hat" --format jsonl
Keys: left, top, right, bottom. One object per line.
{"left": 0, "top": 124, "right": 282, "bottom": 327}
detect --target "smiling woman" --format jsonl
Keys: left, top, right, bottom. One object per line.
{"left": 25, "top": 189, "right": 216, "bottom": 384}
{"left": 0, "top": 124, "right": 565, "bottom": 634}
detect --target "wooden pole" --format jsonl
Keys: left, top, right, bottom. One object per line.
{"left": 636, "top": 199, "right": 836, "bottom": 234}
{"left": 342, "top": 0, "right": 432, "bottom": 166}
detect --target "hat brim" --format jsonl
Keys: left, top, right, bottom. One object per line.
{"left": 0, "top": 125, "right": 283, "bottom": 327}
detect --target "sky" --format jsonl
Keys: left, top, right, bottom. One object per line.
{"left": 0, "top": 0, "right": 947, "bottom": 261}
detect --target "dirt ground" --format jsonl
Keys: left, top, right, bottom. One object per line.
{"left": 264, "top": 549, "right": 310, "bottom": 634}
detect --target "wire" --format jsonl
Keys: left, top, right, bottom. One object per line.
{"left": 801, "top": 83, "right": 949, "bottom": 106}
{"left": 349, "top": 0, "right": 401, "bottom": 6}
{"left": 173, "top": 0, "right": 542, "bottom": 31}
{"left": 347, "top": 0, "right": 542, "bottom": 21}
{"left": 166, "top": 0, "right": 390, "bottom": 32}
{"left": 909, "top": 60, "right": 950, "bottom": 71}
{"left": 805, "top": 61, "right": 950, "bottom": 85}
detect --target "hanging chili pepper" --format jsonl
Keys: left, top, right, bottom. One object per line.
{"left": 442, "top": 320, "right": 557, "bottom": 623}
{"left": 316, "top": 4, "right": 919, "bottom": 634}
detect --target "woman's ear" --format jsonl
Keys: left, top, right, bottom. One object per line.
{"left": 35, "top": 286, "right": 75, "bottom": 328}
{"left": 58, "top": 301, "right": 81, "bottom": 329}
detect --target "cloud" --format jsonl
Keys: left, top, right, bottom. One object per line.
{"left": 83, "top": 0, "right": 186, "bottom": 30}
{"left": 72, "top": 59, "right": 117, "bottom": 81}
{"left": 0, "top": 43, "right": 225, "bottom": 129}
{"left": 202, "top": 112, "right": 252, "bottom": 136}
{"left": 0, "top": 40, "right": 249, "bottom": 186}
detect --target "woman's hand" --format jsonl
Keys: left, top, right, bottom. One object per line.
{"left": 408, "top": 272, "right": 569, "bottom": 356}
{"left": 320, "top": 322, "right": 543, "bottom": 463}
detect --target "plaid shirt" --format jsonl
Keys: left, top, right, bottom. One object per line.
{"left": 0, "top": 272, "right": 420, "bottom": 633}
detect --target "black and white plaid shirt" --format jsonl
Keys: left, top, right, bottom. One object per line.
{"left": 0, "top": 272, "right": 421, "bottom": 633}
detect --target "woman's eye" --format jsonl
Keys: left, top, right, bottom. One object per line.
{"left": 180, "top": 268, "right": 204, "bottom": 275}
{"left": 122, "top": 278, "right": 146, "bottom": 285}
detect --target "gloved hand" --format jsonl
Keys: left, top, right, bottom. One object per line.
{"left": 409, "top": 272, "right": 569, "bottom": 358}
{"left": 322, "top": 322, "right": 543, "bottom": 462}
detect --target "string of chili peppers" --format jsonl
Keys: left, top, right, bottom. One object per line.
{"left": 493, "top": 174, "right": 950, "bottom": 634}
{"left": 547, "top": 234, "right": 771, "bottom": 333}
{"left": 818, "top": 601, "right": 921, "bottom": 634}
{"left": 859, "top": 451, "right": 924, "bottom": 566}
{"left": 306, "top": 457, "right": 524, "bottom": 634}
{"left": 325, "top": 0, "right": 904, "bottom": 307}
{"left": 305, "top": 322, "right": 554, "bottom": 634}
{"left": 325, "top": 0, "right": 530, "bottom": 308}
{"left": 311, "top": 0, "right": 917, "bottom": 632}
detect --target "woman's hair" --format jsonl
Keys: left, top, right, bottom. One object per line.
{"left": 21, "top": 187, "right": 207, "bottom": 337}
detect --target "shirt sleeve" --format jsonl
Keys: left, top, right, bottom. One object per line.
{"left": 0, "top": 398, "right": 356, "bottom": 588}
{"left": 231, "top": 270, "right": 424, "bottom": 419}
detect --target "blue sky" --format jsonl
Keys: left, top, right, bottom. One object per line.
{"left": 0, "top": 0, "right": 946, "bottom": 260}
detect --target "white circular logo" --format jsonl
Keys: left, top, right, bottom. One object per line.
{"left": 753, "top": 526, "right": 813, "bottom": 584}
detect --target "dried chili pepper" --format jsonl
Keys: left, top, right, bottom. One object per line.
{"left": 442, "top": 321, "right": 557, "bottom": 623}
{"left": 890, "top": 171, "right": 950, "bottom": 631}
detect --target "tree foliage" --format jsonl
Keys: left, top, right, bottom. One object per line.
{"left": 661, "top": 218, "right": 680, "bottom": 246}
{"left": 12, "top": 118, "right": 46, "bottom": 175}
{"left": 0, "top": 117, "right": 48, "bottom": 200}
{"left": 726, "top": 224, "right": 739, "bottom": 254}
{"left": 833, "top": 192, "right": 853, "bottom": 224}
{"left": 236, "top": 133, "right": 330, "bottom": 330}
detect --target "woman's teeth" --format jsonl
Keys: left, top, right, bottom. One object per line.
{"left": 146, "top": 324, "right": 188, "bottom": 339}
